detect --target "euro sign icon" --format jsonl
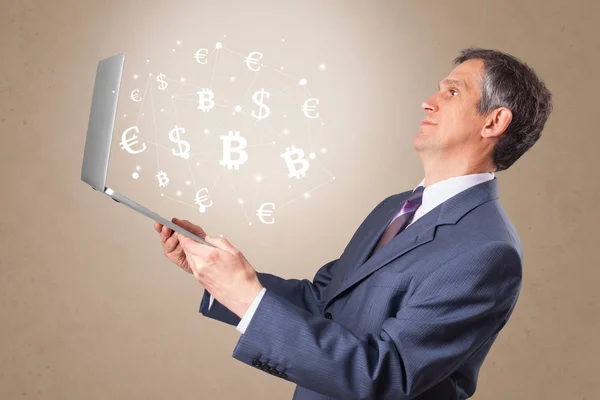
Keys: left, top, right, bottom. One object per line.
{"left": 301, "top": 98, "right": 319, "bottom": 119}
{"left": 256, "top": 203, "right": 275, "bottom": 224}
{"left": 120, "top": 126, "right": 147, "bottom": 154}
{"left": 245, "top": 51, "right": 263, "bottom": 72}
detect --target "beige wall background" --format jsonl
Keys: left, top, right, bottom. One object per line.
{"left": 1, "top": 0, "right": 598, "bottom": 398}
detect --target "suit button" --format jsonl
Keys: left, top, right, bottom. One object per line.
{"left": 325, "top": 312, "right": 332, "bottom": 319}
{"left": 260, "top": 364, "right": 270, "bottom": 372}
{"left": 268, "top": 367, "right": 279, "bottom": 375}
{"left": 252, "top": 359, "right": 261, "bottom": 367}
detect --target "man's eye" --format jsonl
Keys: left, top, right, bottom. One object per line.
{"left": 449, "top": 89, "right": 458, "bottom": 96}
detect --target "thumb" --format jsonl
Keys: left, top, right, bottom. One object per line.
{"left": 205, "top": 235, "right": 238, "bottom": 254}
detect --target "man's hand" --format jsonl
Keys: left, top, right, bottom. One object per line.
{"left": 154, "top": 218, "right": 205, "bottom": 275}
{"left": 154, "top": 218, "right": 264, "bottom": 319}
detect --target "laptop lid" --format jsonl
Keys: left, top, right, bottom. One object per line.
{"left": 81, "top": 53, "right": 125, "bottom": 191}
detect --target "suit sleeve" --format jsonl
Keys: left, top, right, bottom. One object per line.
{"left": 230, "top": 240, "right": 522, "bottom": 399}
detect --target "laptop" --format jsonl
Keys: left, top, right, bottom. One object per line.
{"left": 80, "top": 53, "right": 215, "bottom": 248}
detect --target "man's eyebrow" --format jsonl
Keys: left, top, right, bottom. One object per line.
{"left": 438, "top": 78, "right": 467, "bottom": 90}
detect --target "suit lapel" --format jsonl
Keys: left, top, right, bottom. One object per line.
{"left": 323, "top": 177, "right": 499, "bottom": 310}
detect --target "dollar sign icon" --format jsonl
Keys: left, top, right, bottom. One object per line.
{"left": 156, "top": 73, "right": 168, "bottom": 91}
{"left": 301, "top": 98, "right": 319, "bottom": 119}
{"left": 281, "top": 145, "right": 311, "bottom": 179}
{"left": 256, "top": 203, "right": 275, "bottom": 224}
{"left": 219, "top": 131, "right": 249, "bottom": 170}
{"left": 168, "top": 125, "right": 191, "bottom": 159}
{"left": 194, "top": 188, "right": 213, "bottom": 213}
{"left": 156, "top": 171, "right": 169, "bottom": 187}
{"left": 120, "top": 126, "right": 147, "bottom": 154}
{"left": 197, "top": 88, "right": 215, "bottom": 112}
{"left": 251, "top": 88, "right": 271, "bottom": 120}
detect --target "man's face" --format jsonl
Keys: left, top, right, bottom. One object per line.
{"left": 414, "top": 59, "right": 488, "bottom": 158}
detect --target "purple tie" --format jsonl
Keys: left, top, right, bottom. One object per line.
{"left": 371, "top": 185, "right": 425, "bottom": 256}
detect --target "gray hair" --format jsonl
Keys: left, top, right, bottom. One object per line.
{"left": 453, "top": 48, "right": 553, "bottom": 172}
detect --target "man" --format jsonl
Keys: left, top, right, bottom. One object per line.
{"left": 154, "top": 47, "right": 553, "bottom": 399}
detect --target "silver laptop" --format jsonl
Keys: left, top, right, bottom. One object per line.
{"left": 81, "top": 53, "right": 215, "bottom": 248}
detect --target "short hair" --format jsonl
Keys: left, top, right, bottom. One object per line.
{"left": 453, "top": 48, "right": 553, "bottom": 172}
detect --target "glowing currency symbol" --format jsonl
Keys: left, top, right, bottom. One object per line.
{"left": 130, "top": 89, "right": 142, "bottom": 102}
{"left": 301, "top": 98, "right": 319, "bottom": 119}
{"left": 256, "top": 203, "right": 275, "bottom": 224}
{"left": 281, "top": 146, "right": 310, "bottom": 179}
{"left": 156, "top": 73, "right": 168, "bottom": 91}
{"left": 245, "top": 51, "right": 263, "bottom": 72}
{"left": 168, "top": 125, "right": 191, "bottom": 159}
{"left": 251, "top": 89, "right": 271, "bottom": 120}
{"left": 156, "top": 171, "right": 169, "bottom": 187}
{"left": 120, "top": 126, "right": 147, "bottom": 154}
{"left": 194, "top": 188, "right": 213, "bottom": 213}
{"left": 194, "top": 48, "right": 209, "bottom": 64}
{"left": 219, "top": 131, "right": 248, "bottom": 170}
{"left": 197, "top": 88, "right": 215, "bottom": 112}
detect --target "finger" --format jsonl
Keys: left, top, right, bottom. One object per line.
{"left": 160, "top": 225, "right": 173, "bottom": 243}
{"left": 164, "top": 232, "right": 180, "bottom": 253}
{"left": 154, "top": 222, "right": 163, "bottom": 233}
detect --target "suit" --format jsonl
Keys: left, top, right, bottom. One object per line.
{"left": 199, "top": 174, "right": 523, "bottom": 399}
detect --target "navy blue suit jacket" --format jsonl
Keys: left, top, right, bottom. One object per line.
{"left": 199, "top": 177, "right": 523, "bottom": 399}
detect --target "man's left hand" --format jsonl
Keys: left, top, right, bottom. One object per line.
{"left": 177, "top": 233, "right": 264, "bottom": 319}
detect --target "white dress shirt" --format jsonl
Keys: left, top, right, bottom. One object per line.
{"left": 208, "top": 172, "right": 496, "bottom": 334}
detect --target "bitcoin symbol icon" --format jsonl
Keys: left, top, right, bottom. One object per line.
{"left": 156, "top": 171, "right": 169, "bottom": 187}
{"left": 281, "top": 146, "right": 310, "bottom": 179}
{"left": 194, "top": 188, "right": 213, "bottom": 213}
{"left": 130, "top": 89, "right": 142, "bottom": 102}
{"left": 120, "top": 126, "right": 147, "bottom": 154}
{"left": 256, "top": 203, "right": 275, "bottom": 224}
{"left": 219, "top": 131, "right": 248, "bottom": 170}
{"left": 156, "top": 73, "right": 168, "bottom": 91}
{"left": 245, "top": 51, "right": 263, "bottom": 72}
{"left": 251, "top": 89, "right": 271, "bottom": 120}
{"left": 168, "top": 125, "right": 191, "bottom": 159}
{"left": 301, "top": 98, "right": 319, "bottom": 119}
{"left": 194, "top": 48, "right": 208, "bottom": 64}
{"left": 197, "top": 88, "right": 215, "bottom": 112}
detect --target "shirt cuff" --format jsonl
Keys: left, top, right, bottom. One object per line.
{"left": 236, "top": 287, "right": 267, "bottom": 334}
{"left": 209, "top": 294, "right": 214, "bottom": 310}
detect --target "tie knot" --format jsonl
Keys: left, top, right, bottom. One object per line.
{"left": 406, "top": 185, "right": 425, "bottom": 206}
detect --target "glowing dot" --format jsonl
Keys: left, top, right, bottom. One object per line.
{"left": 249, "top": 222, "right": 252, "bottom": 225}
{"left": 133, "top": 74, "right": 139, "bottom": 80}
{"left": 288, "top": 185, "right": 291, "bottom": 188}
{"left": 199, "top": 206, "right": 206, "bottom": 213}
{"left": 160, "top": 108, "right": 164, "bottom": 112}
{"left": 146, "top": 58, "right": 150, "bottom": 63}
{"left": 282, "top": 38, "right": 285, "bottom": 42}
{"left": 148, "top": 72, "right": 152, "bottom": 76}
{"left": 161, "top": 193, "right": 164, "bottom": 196}
{"left": 283, "top": 114, "right": 287, "bottom": 118}
{"left": 230, "top": 76, "right": 236, "bottom": 82}
{"left": 299, "top": 78, "right": 307, "bottom": 85}
{"left": 238, "top": 198, "right": 244, "bottom": 204}
{"left": 185, "top": 180, "right": 191, "bottom": 186}
{"left": 172, "top": 48, "right": 176, "bottom": 52}
{"left": 132, "top": 172, "right": 139, "bottom": 179}
{"left": 304, "top": 192, "right": 310, "bottom": 199}
{"left": 333, "top": 176, "right": 336, "bottom": 180}
{"left": 219, "top": 234, "right": 223, "bottom": 237}
{"left": 283, "top": 129, "right": 290, "bottom": 135}
{"left": 272, "top": 141, "right": 276, "bottom": 144}
{"left": 123, "top": 114, "right": 127, "bottom": 118}
{"left": 322, "top": 122, "right": 325, "bottom": 126}
{"left": 320, "top": 147, "right": 328, "bottom": 154}
{"left": 112, "top": 90, "right": 115, "bottom": 93}
{"left": 255, "top": 176, "right": 263, "bottom": 182}
{"left": 309, "top": 152, "right": 316, "bottom": 160}
{"left": 204, "top": 128, "right": 210, "bottom": 135}
{"left": 171, "top": 95, "right": 174, "bottom": 99}
{"left": 136, "top": 165, "right": 141, "bottom": 171}
{"left": 180, "top": 77, "right": 186, "bottom": 82}
{"left": 280, "top": 66, "right": 284, "bottom": 70}
{"left": 141, "top": 113, "right": 144, "bottom": 116}
{"left": 215, "top": 42, "right": 223, "bottom": 49}
{"left": 196, "top": 162, "right": 200, "bottom": 166}
{"left": 319, "top": 63, "right": 326, "bottom": 70}
{"left": 176, "top": 190, "right": 182, "bottom": 197}
{"left": 223, "top": 34, "right": 227, "bottom": 38}
{"left": 234, "top": 105, "right": 242, "bottom": 112}
{"left": 176, "top": 40, "right": 182, "bottom": 45}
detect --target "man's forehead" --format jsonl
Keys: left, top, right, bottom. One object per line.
{"left": 438, "top": 60, "right": 484, "bottom": 91}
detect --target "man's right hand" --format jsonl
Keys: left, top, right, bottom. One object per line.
{"left": 154, "top": 218, "right": 207, "bottom": 274}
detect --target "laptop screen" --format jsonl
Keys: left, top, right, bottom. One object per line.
{"left": 81, "top": 53, "right": 124, "bottom": 190}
